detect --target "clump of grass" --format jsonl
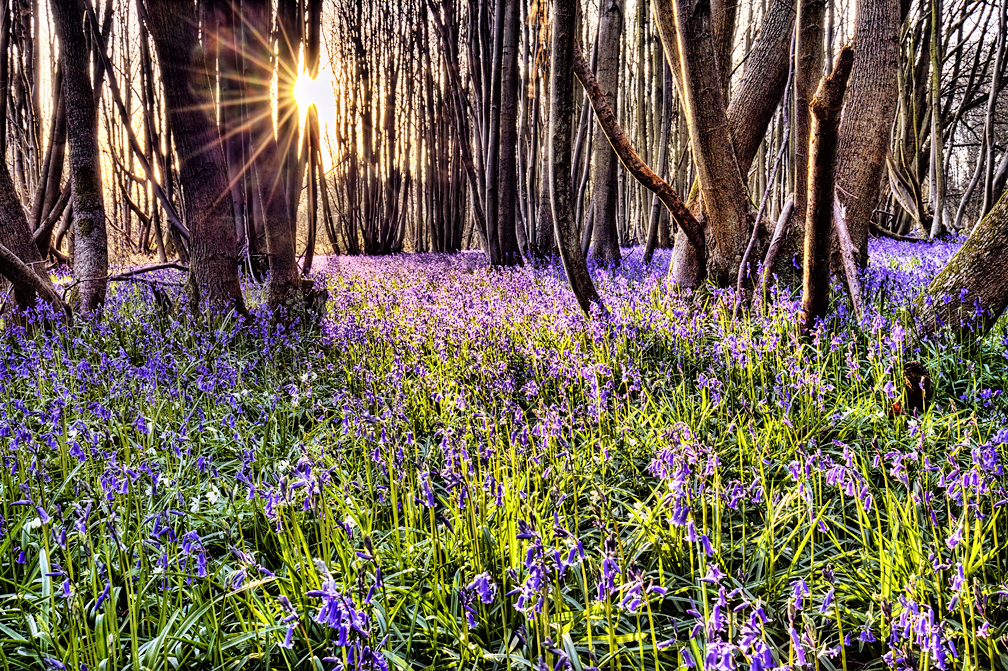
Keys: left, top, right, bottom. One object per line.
{"left": 0, "top": 243, "right": 1005, "bottom": 671}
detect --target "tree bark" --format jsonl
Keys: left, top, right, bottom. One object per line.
{"left": 550, "top": 0, "right": 603, "bottom": 315}
{"left": 801, "top": 46, "right": 854, "bottom": 333}
{"left": 833, "top": 0, "right": 901, "bottom": 268}
{"left": 497, "top": 0, "right": 522, "bottom": 265}
{"left": 145, "top": 0, "right": 247, "bottom": 316}
{"left": 914, "top": 187, "right": 1008, "bottom": 341}
{"left": 51, "top": 0, "right": 108, "bottom": 313}
{"left": 589, "top": 0, "right": 624, "bottom": 267}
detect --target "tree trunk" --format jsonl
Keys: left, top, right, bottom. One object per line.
{"left": 794, "top": 0, "right": 826, "bottom": 228}
{"left": 802, "top": 46, "right": 854, "bottom": 333}
{"left": 914, "top": 187, "right": 1008, "bottom": 341}
{"left": 662, "top": 0, "right": 751, "bottom": 287}
{"left": 535, "top": 54, "right": 556, "bottom": 258}
{"left": 244, "top": 0, "right": 304, "bottom": 314}
{"left": 550, "top": 0, "right": 603, "bottom": 315}
{"left": 589, "top": 0, "right": 624, "bottom": 267}
{"left": 145, "top": 0, "right": 247, "bottom": 315}
{"left": 484, "top": 0, "right": 506, "bottom": 264}
{"left": 51, "top": 0, "right": 108, "bottom": 313}
{"left": 833, "top": 0, "right": 901, "bottom": 268}
{"left": 277, "top": 0, "right": 302, "bottom": 233}
{"left": 497, "top": 0, "right": 522, "bottom": 265}
{"left": 0, "top": 155, "right": 59, "bottom": 313}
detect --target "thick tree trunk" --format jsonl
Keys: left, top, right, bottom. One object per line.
{"left": 667, "top": 0, "right": 751, "bottom": 286}
{"left": 914, "top": 187, "right": 1008, "bottom": 341}
{"left": 219, "top": 0, "right": 248, "bottom": 254}
{"left": 833, "top": 0, "right": 901, "bottom": 268}
{"left": 244, "top": 0, "right": 304, "bottom": 314}
{"left": 655, "top": 0, "right": 793, "bottom": 286}
{"left": 145, "top": 0, "right": 247, "bottom": 315}
{"left": 497, "top": 0, "right": 522, "bottom": 265}
{"left": 711, "top": 0, "right": 739, "bottom": 100}
{"left": 589, "top": 0, "right": 624, "bottom": 267}
{"left": 51, "top": 0, "right": 108, "bottom": 313}
{"left": 0, "top": 157, "right": 60, "bottom": 313}
{"left": 550, "top": 0, "right": 603, "bottom": 315}
{"left": 801, "top": 46, "right": 854, "bottom": 332}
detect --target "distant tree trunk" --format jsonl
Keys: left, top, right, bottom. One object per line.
{"left": 589, "top": 0, "right": 624, "bottom": 267}
{"left": 145, "top": 0, "right": 247, "bottom": 315}
{"left": 914, "top": 187, "right": 1008, "bottom": 341}
{"left": 302, "top": 0, "right": 323, "bottom": 274}
{"left": 833, "top": 0, "right": 900, "bottom": 268}
{"left": 51, "top": 0, "right": 108, "bottom": 313}
{"left": 644, "top": 59, "right": 673, "bottom": 264}
{"left": 979, "top": 0, "right": 1007, "bottom": 226}
{"left": 484, "top": 0, "right": 506, "bottom": 264}
{"left": 801, "top": 47, "right": 854, "bottom": 332}
{"left": 927, "top": 0, "right": 945, "bottom": 239}
{"left": 535, "top": 55, "right": 556, "bottom": 257}
{"left": 30, "top": 64, "right": 67, "bottom": 248}
{"left": 496, "top": 0, "right": 522, "bottom": 264}
{"left": 550, "top": 0, "right": 603, "bottom": 315}
{"left": 244, "top": 0, "right": 303, "bottom": 314}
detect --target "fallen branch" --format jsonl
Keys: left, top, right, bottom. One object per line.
{"left": 0, "top": 241, "right": 72, "bottom": 319}
{"left": 869, "top": 222, "right": 923, "bottom": 242}
{"left": 108, "top": 261, "right": 188, "bottom": 282}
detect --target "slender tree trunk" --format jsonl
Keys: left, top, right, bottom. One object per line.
{"left": 802, "top": 47, "right": 854, "bottom": 332}
{"left": 484, "top": 0, "right": 506, "bottom": 264}
{"left": 794, "top": 0, "right": 826, "bottom": 227}
{"left": 550, "top": 0, "right": 603, "bottom": 315}
{"left": 979, "top": 0, "right": 1007, "bottom": 226}
{"left": 244, "top": 0, "right": 303, "bottom": 314}
{"left": 497, "top": 0, "right": 522, "bottom": 264}
{"left": 535, "top": 52, "right": 556, "bottom": 257}
{"left": 145, "top": 0, "right": 247, "bottom": 315}
{"left": 589, "top": 0, "right": 624, "bottom": 266}
{"left": 925, "top": 0, "right": 944, "bottom": 239}
{"left": 51, "top": 0, "right": 108, "bottom": 313}
{"left": 833, "top": 0, "right": 901, "bottom": 268}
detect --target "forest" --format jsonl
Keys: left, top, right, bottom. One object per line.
{"left": 0, "top": 0, "right": 1007, "bottom": 667}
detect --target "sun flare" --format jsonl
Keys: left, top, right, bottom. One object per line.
{"left": 293, "top": 71, "right": 331, "bottom": 117}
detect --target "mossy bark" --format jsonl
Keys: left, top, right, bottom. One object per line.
{"left": 913, "top": 188, "right": 1008, "bottom": 341}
